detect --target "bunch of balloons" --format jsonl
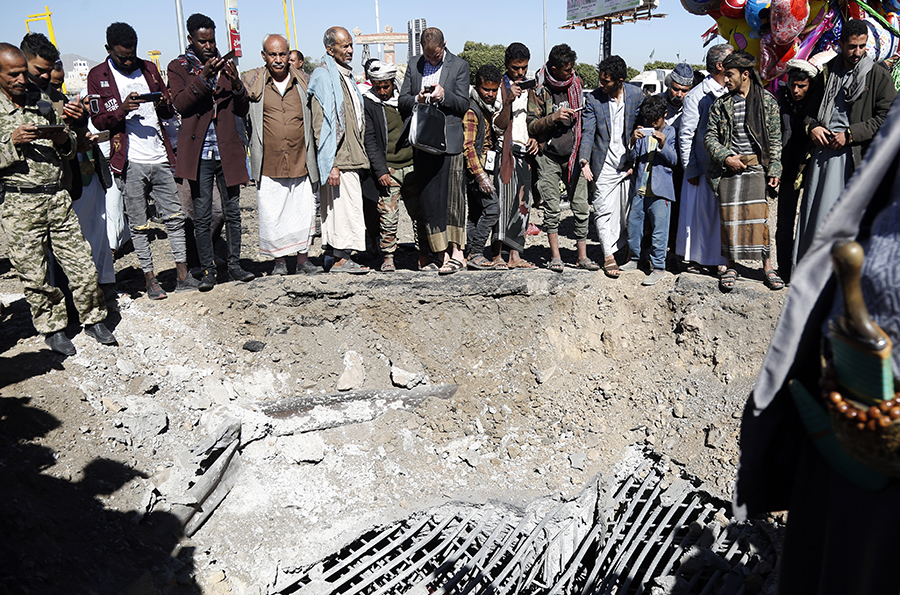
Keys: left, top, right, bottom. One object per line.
{"left": 681, "top": 0, "right": 900, "bottom": 80}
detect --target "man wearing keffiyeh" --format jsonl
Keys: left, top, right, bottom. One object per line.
{"left": 527, "top": 43, "right": 591, "bottom": 273}
{"left": 168, "top": 13, "right": 253, "bottom": 291}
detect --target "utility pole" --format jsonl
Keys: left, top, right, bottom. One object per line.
{"left": 543, "top": 0, "right": 548, "bottom": 64}
{"left": 174, "top": 0, "right": 185, "bottom": 56}
{"left": 375, "top": 0, "right": 382, "bottom": 59}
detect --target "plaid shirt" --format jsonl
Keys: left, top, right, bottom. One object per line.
{"left": 462, "top": 109, "right": 492, "bottom": 179}
{"left": 200, "top": 75, "right": 220, "bottom": 161}
{"left": 421, "top": 60, "right": 442, "bottom": 91}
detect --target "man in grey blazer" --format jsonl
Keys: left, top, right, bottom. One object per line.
{"left": 398, "top": 27, "right": 470, "bottom": 273}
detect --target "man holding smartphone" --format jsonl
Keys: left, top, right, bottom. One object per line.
{"left": 168, "top": 13, "right": 254, "bottom": 291}
{"left": 89, "top": 22, "right": 196, "bottom": 299}
{"left": 0, "top": 44, "right": 116, "bottom": 355}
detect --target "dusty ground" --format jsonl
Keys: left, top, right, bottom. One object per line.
{"left": 0, "top": 188, "right": 786, "bottom": 594}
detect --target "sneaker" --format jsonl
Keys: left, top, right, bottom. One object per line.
{"left": 84, "top": 322, "right": 117, "bottom": 345}
{"left": 271, "top": 261, "right": 288, "bottom": 276}
{"left": 199, "top": 269, "right": 217, "bottom": 292}
{"left": 147, "top": 277, "right": 167, "bottom": 300}
{"left": 175, "top": 274, "right": 200, "bottom": 292}
{"left": 297, "top": 260, "right": 324, "bottom": 275}
{"left": 44, "top": 331, "right": 76, "bottom": 355}
{"left": 229, "top": 267, "right": 256, "bottom": 282}
{"left": 620, "top": 260, "right": 639, "bottom": 272}
{"left": 642, "top": 269, "right": 666, "bottom": 286}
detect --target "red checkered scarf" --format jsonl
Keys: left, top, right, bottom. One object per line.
{"left": 537, "top": 65, "right": 583, "bottom": 182}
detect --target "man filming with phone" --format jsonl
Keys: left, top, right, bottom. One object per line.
{"left": 89, "top": 22, "right": 196, "bottom": 300}
{"left": 167, "top": 13, "right": 253, "bottom": 291}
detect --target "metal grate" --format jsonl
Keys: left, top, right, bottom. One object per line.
{"left": 279, "top": 450, "right": 779, "bottom": 595}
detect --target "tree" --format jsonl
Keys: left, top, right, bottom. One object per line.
{"left": 642, "top": 60, "right": 705, "bottom": 73}
{"left": 574, "top": 63, "right": 598, "bottom": 89}
{"left": 627, "top": 67, "right": 640, "bottom": 81}
{"left": 458, "top": 41, "right": 506, "bottom": 84}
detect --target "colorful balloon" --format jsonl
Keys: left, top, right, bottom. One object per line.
{"left": 720, "top": 0, "right": 747, "bottom": 20}
{"left": 804, "top": 0, "right": 829, "bottom": 32}
{"left": 745, "top": 0, "right": 772, "bottom": 30}
{"left": 865, "top": 14, "right": 899, "bottom": 62}
{"left": 885, "top": 0, "right": 900, "bottom": 14}
{"left": 681, "top": 0, "right": 722, "bottom": 16}
{"left": 730, "top": 19, "right": 762, "bottom": 56}
{"left": 770, "top": 0, "right": 809, "bottom": 46}
{"left": 759, "top": 33, "right": 798, "bottom": 79}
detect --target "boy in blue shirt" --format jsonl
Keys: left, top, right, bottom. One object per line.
{"left": 622, "top": 94, "right": 678, "bottom": 285}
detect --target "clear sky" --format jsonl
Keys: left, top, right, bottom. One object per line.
{"left": 1, "top": 1, "right": 717, "bottom": 73}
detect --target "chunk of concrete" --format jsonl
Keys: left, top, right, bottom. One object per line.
{"left": 336, "top": 351, "right": 365, "bottom": 391}
{"left": 279, "top": 434, "right": 326, "bottom": 464}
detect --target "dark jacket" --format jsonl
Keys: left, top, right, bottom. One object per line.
{"left": 579, "top": 83, "right": 643, "bottom": 179}
{"left": 398, "top": 50, "right": 470, "bottom": 155}
{"left": 166, "top": 58, "right": 250, "bottom": 187}
{"left": 803, "top": 56, "right": 897, "bottom": 168}
{"left": 87, "top": 59, "right": 175, "bottom": 174}
{"left": 362, "top": 94, "right": 389, "bottom": 200}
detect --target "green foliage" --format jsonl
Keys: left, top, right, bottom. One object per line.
{"left": 627, "top": 67, "right": 640, "bottom": 81}
{"left": 642, "top": 60, "right": 705, "bottom": 73}
{"left": 574, "top": 63, "right": 598, "bottom": 89}
{"left": 301, "top": 53, "right": 317, "bottom": 75}
{"left": 459, "top": 41, "right": 506, "bottom": 84}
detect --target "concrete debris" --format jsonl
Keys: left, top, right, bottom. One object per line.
{"left": 157, "top": 418, "right": 243, "bottom": 537}
{"left": 122, "top": 398, "right": 168, "bottom": 441}
{"left": 705, "top": 423, "right": 726, "bottom": 449}
{"left": 279, "top": 433, "right": 326, "bottom": 464}
{"left": 531, "top": 364, "right": 556, "bottom": 384}
{"left": 568, "top": 452, "right": 586, "bottom": 470}
{"left": 116, "top": 358, "right": 137, "bottom": 376}
{"left": 336, "top": 351, "right": 365, "bottom": 391}
{"left": 390, "top": 353, "right": 426, "bottom": 388}
{"left": 261, "top": 384, "right": 457, "bottom": 434}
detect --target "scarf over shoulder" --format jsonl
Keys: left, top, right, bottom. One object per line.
{"left": 308, "top": 54, "right": 364, "bottom": 181}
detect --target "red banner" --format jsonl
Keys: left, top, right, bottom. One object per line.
{"left": 225, "top": 0, "right": 242, "bottom": 57}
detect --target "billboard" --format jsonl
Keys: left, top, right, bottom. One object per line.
{"left": 566, "top": 0, "right": 644, "bottom": 22}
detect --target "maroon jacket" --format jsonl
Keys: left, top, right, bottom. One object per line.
{"left": 87, "top": 59, "right": 176, "bottom": 174}
{"left": 166, "top": 58, "right": 250, "bottom": 186}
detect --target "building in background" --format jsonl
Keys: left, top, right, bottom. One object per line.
{"left": 407, "top": 18, "right": 426, "bottom": 61}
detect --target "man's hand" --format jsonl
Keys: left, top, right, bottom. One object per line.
{"left": 526, "top": 138, "right": 539, "bottom": 155}
{"left": 327, "top": 166, "right": 341, "bottom": 186}
{"left": 632, "top": 128, "right": 646, "bottom": 143}
{"left": 827, "top": 131, "right": 848, "bottom": 150}
{"left": 725, "top": 154, "right": 746, "bottom": 173}
{"left": 429, "top": 83, "right": 445, "bottom": 103}
{"left": 767, "top": 176, "right": 780, "bottom": 188}
{"left": 200, "top": 56, "right": 225, "bottom": 81}
{"left": 76, "top": 132, "right": 99, "bottom": 153}
{"left": 553, "top": 107, "right": 575, "bottom": 126}
{"left": 477, "top": 174, "right": 494, "bottom": 195}
{"left": 61, "top": 100, "right": 85, "bottom": 124}
{"left": 581, "top": 161, "right": 593, "bottom": 182}
{"left": 377, "top": 173, "right": 392, "bottom": 187}
{"left": 11, "top": 124, "right": 40, "bottom": 145}
{"left": 651, "top": 130, "right": 665, "bottom": 143}
{"left": 505, "top": 82, "right": 524, "bottom": 105}
{"left": 222, "top": 61, "right": 242, "bottom": 90}
{"left": 687, "top": 176, "right": 700, "bottom": 186}
{"left": 810, "top": 126, "right": 833, "bottom": 147}
{"left": 122, "top": 92, "right": 143, "bottom": 113}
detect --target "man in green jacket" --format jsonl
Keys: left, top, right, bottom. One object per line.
{"left": 705, "top": 50, "right": 782, "bottom": 292}
{"left": 794, "top": 19, "right": 896, "bottom": 266}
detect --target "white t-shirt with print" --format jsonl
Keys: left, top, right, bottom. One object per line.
{"left": 109, "top": 60, "right": 168, "bottom": 165}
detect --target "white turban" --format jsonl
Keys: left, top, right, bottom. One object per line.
{"left": 367, "top": 60, "right": 397, "bottom": 81}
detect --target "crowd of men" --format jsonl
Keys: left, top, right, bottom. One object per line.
{"left": 0, "top": 16, "right": 895, "bottom": 354}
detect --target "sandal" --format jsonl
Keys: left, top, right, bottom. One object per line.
{"left": 331, "top": 259, "right": 370, "bottom": 274}
{"left": 508, "top": 259, "right": 537, "bottom": 269}
{"left": 548, "top": 258, "right": 565, "bottom": 273}
{"left": 576, "top": 257, "right": 601, "bottom": 271}
{"left": 467, "top": 256, "right": 494, "bottom": 270}
{"left": 380, "top": 258, "right": 396, "bottom": 272}
{"left": 718, "top": 268, "right": 738, "bottom": 292}
{"left": 418, "top": 262, "right": 440, "bottom": 272}
{"left": 764, "top": 269, "right": 785, "bottom": 291}
{"left": 439, "top": 257, "right": 465, "bottom": 275}
{"left": 491, "top": 258, "right": 509, "bottom": 271}
{"left": 602, "top": 257, "right": 620, "bottom": 278}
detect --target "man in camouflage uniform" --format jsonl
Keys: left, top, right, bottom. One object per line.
{"left": 0, "top": 43, "right": 116, "bottom": 355}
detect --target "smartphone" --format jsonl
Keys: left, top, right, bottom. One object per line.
{"left": 94, "top": 130, "right": 111, "bottom": 143}
{"left": 572, "top": 106, "right": 585, "bottom": 112}
{"left": 639, "top": 127, "right": 656, "bottom": 136}
{"left": 36, "top": 125, "right": 65, "bottom": 136}
{"left": 221, "top": 48, "right": 236, "bottom": 62}
{"left": 137, "top": 91, "right": 162, "bottom": 102}
{"left": 517, "top": 79, "right": 537, "bottom": 90}
{"left": 424, "top": 85, "right": 435, "bottom": 93}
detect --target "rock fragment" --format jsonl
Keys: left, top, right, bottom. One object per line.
{"left": 336, "top": 351, "right": 365, "bottom": 391}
